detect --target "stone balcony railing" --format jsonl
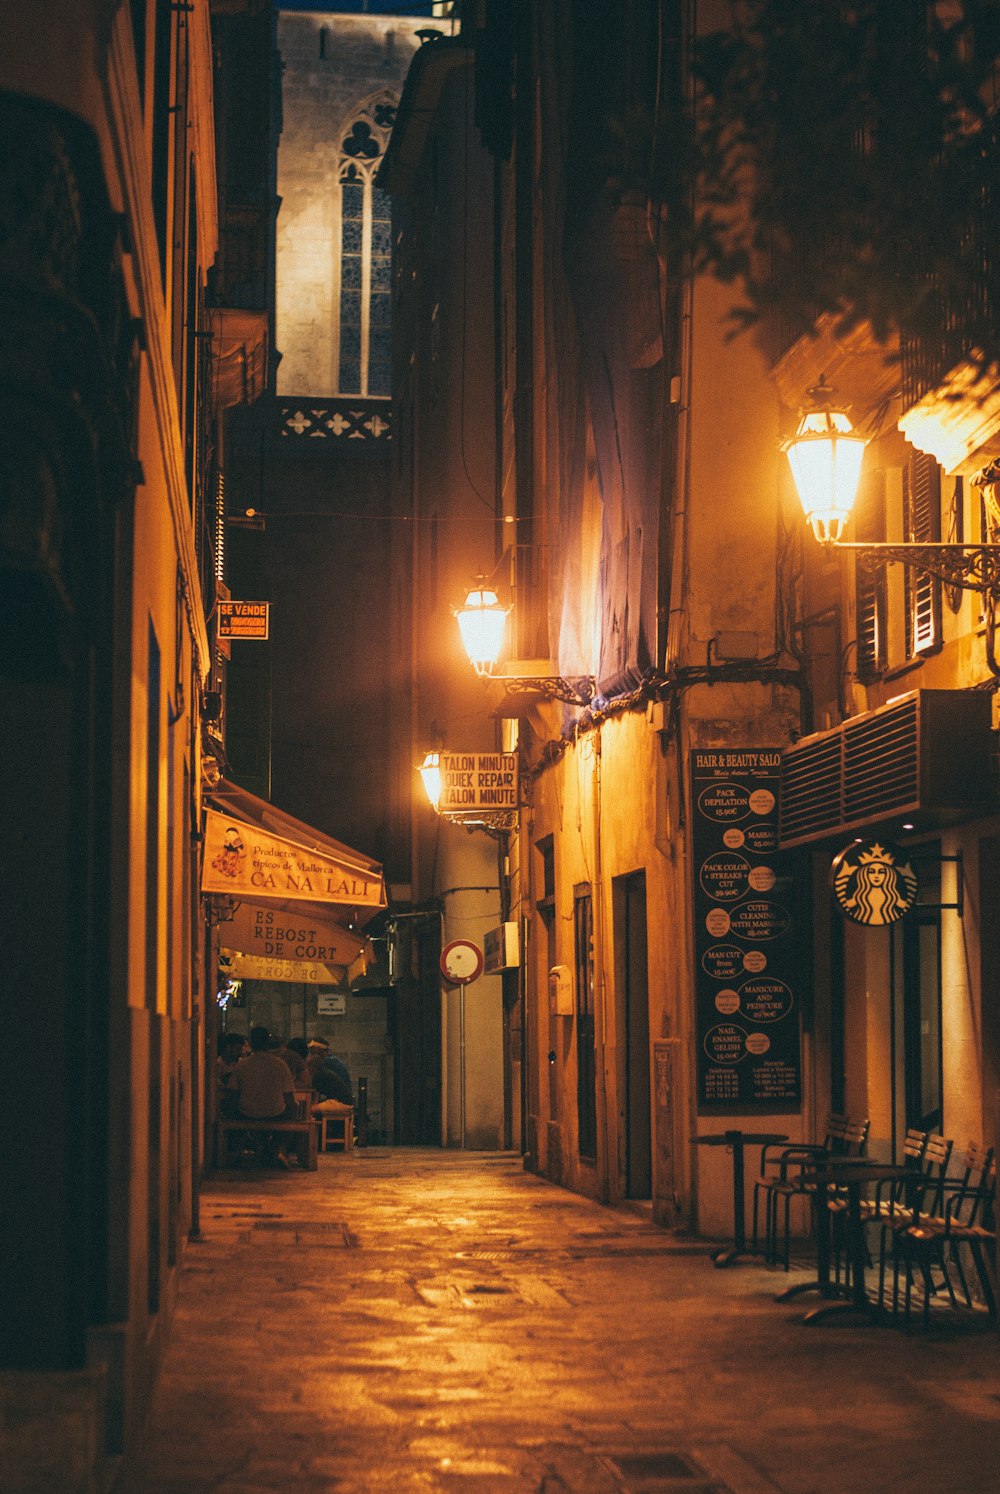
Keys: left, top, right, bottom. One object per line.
{"left": 275, "top": 396, "right": 392, "bottom": 446}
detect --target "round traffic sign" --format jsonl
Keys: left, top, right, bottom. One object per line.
{"left": 440, "top": 939, "right": 484, "bottom": 985}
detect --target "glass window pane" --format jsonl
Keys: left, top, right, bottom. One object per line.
{"left": 340, "top": 289, "right": 361, "bottom": 329}
{"left": 339, "top": 358, "right": 360, "bottom": 394}
{"left": 371, "top": 219, "right": 392, "bottom": 257}
{"left": 342, "top": 183, "right": 364, "bottom": 219}
{"left": 369, "top": 361, "right": 391, "bottom": 397}
{"left": 341, "top": 256, "right": 363, "bottom": 289}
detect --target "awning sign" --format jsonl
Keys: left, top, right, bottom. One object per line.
{"left": 220, "top": 948, "right": 345, "bottom": 985}
{"left": 218, "top": 601, "right": 269, "bottom": 640}
{"left": 201, "top": 808, "right": 384, "bottom": 907}
{"left": 832, "top": 840, "right": 918, "bottom": 926}
{"left": 218, "top": 902, "right": 370, "bottom": 980}
{"left": 438, "top": 752, "right": 518, "bottom": 813}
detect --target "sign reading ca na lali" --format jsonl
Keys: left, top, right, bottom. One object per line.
{"left": 831, "top": 840, "right": 918, "bottom": 926}
{"left": 201, "top": 808, "right": 383, "bottom": 909}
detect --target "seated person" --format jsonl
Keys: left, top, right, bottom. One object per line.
{"left": 268, "top": 1032, "right": 307, "bottom": 1088}
{"left": 216, "top": 1032, "right": 248, "bottom": 1118}
{"left": 306, "top": 1037, "right": 353, "bottom": 1105}
{"left": 231, "top": 1025, "right": 296, "bottom": 1167}
{"left": 306, "top": 1039, "right": 354, "bottom": 1132}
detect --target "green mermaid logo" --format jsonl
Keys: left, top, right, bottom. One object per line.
{"left": 832, "top": 841, "right": 918, "bottom": 926}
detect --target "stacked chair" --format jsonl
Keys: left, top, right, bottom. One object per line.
{"left": 751, "top": 1113, "right": 869, "bottom": 1270}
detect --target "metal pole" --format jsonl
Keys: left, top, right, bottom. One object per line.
{"left": 459, "top": 981, "right": 467, "bottom": 1149}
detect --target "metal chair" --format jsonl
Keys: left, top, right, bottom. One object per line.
{"left": 752, "top": 1114, "right": 868, "bottom": 1269}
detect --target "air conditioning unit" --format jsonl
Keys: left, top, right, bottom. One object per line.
{"left": 779, "top": 689, "right": 996, "bottom": 849}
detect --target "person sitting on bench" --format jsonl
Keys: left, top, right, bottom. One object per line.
{"left": 306, "top": 1037, "right": 354, "bottom": 1138}
{"left": 231, "top": 1025, "right": 297, "bottom": 1168}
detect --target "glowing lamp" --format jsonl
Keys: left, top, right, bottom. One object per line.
{"left": 418, "top": 751, "right": 442, "bottom": 810}
{"left": 455, "top": 583, "right": 509, "bottom": 676}
{"left": 782, "top": 381, "right": 868, "bottom": 544}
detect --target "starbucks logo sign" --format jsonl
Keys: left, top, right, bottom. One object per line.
{"left": 832, "top": 840, "right": 918, "bottom": 926}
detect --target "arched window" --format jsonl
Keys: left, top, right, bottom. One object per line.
{"left": 336, "top": 93, "right": 396, "bottom": 398}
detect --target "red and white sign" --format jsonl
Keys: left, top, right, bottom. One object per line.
{"left": 440, "top": 939, "right": 484, "bottom": 985}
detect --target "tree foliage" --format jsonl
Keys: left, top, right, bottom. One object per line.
{"left": 687, "top": 0, "right": 1000, "bottom": 358}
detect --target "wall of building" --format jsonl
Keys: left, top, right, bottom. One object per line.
{"left": 0, "top": 2, "right": 220, "bottom": 1486}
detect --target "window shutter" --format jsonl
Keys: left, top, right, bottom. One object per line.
{"left": 904, "top": 451, "right": 942, "bottom": 656}
{"left": 855, "top": 469, "right": 886, "bottom": 680}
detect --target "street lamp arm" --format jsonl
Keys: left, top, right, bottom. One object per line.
{"left": 489, "top": 674, "right": 596, "bottom": 706}
{"left": 832, "top": 542, "right": 1000, "bottom": 594}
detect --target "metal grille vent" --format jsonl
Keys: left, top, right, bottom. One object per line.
{"left": 780, "top": 690, "right": 994, "bottom": 848}
{"left": 842, "top": 695, "right": 919, "bottom": 822}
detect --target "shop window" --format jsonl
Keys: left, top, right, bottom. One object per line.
{"left": 336, "top": 93, "right": 397, "bottom": 397}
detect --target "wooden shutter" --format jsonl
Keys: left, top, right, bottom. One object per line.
{"left": 904, "top": 451, "right": 942, "bottom": 657}
{"left": 855, "top": 469, "right": 886, "bottom": 681}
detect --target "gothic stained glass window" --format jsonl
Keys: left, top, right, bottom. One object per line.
{"left": 336, "top": 93, "right": 397, "bottom": 398}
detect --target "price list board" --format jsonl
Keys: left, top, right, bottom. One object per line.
{"left": 691, "top": 749, "right": 801, "bottom": 1111}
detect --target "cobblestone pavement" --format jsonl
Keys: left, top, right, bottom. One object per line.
{"left": 123, "top": 1149, "right": 1000, "bottom": 1493}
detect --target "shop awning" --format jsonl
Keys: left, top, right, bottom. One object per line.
{"left": 202, "top": 780, "right": 386, "bottom": 933}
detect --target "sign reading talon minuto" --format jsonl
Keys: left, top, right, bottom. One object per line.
{"left": 831, "top": 840, "right": 918, "bottom": 926}
{"left": 691, "top": 749, "right": 802, "bottom": 1110}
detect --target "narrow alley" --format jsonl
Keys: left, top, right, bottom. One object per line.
{"left": 124, "top": 1151, "right": 1000, "bottom": 1494}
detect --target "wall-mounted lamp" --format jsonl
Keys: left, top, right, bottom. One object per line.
{"left": 454, "top": 581, "right": 510, "bottom": 677}
{"left": 785, "top": 379, "right": 1000, "bottom": 596}
{"left": 417, "top": 750, "right": 442, "bottom": 811}
{"left": 455, "top": 564, "right": 596, "bottom": 707}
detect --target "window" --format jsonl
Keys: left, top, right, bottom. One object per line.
{"left": 903, "top": 450, "right": 942, "bottom": 657}
{"left": 855, "top": 469, "right": 887, "bottom": 680}
{"left": 336, "top": 93, "right": 397, "bottom": 397}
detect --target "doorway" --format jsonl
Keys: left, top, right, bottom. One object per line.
{"left": 574, "top": 885, "right": 597, "bottom": 1160}
{"left": 890, "top": 849, "right": 943, "bottom": 1143}
{"left": 614, "top": 870, "right": 651, "bottom": 1198}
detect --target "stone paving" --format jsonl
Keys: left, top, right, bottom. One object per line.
{"left": 123, "top": 1149, "right": 1000, "bottom": 1493}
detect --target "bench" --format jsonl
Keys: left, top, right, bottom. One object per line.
{"left": 215, "top": 1116, "right": 318, "bottom": 1171}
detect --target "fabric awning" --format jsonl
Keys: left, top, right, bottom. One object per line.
{"left": 202, "top": 780, "right": 386, "bottom": 932}
{"left": 218, "top": 898, "right": 373, "bottom": 982}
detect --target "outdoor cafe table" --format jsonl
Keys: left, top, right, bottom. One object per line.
{"left": 690, "top": 1130, "right": 788, "bottom": 1267}
{"left": 774, "top": 1159, "right": 912, "bottom": 1323}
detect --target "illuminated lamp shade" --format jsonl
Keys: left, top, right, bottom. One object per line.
{"left": 455, "top": 584, "right": 509, "bottom": 676}
{"left": 418, "top": 751, "right": 442, "bottom": 811}
{"left": 782, "top": 390, "right": 868, "bottom": 544}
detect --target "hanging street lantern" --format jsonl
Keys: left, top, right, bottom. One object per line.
{"left": 454, "top": 581, "right": 509, "bottom": 677}
{"left": 417, "top": 750, "right": 442, "bottom": 811}
{"left": 782, "top": 378, "right": 868, "bottom": 544}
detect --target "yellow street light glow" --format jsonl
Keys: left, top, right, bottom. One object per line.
{"left": 782, "top": 382, "right": 868, "bottom": 544}
{"left": 455, "top": 583, "right": 509, "bottom": 676}
{"left": 418, "top": 751, "right": 442, "bottom": 810}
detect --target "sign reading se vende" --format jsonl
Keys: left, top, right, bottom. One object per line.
{"left": 437, "top": 752, "right": 518, "bottom": 812}
{"left": 218, "top": 601, "right": 269, "bottom": 640}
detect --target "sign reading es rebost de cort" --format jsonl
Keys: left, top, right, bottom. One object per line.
{"left": 437, "top": 752, "right": 518, "bottom": 812}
